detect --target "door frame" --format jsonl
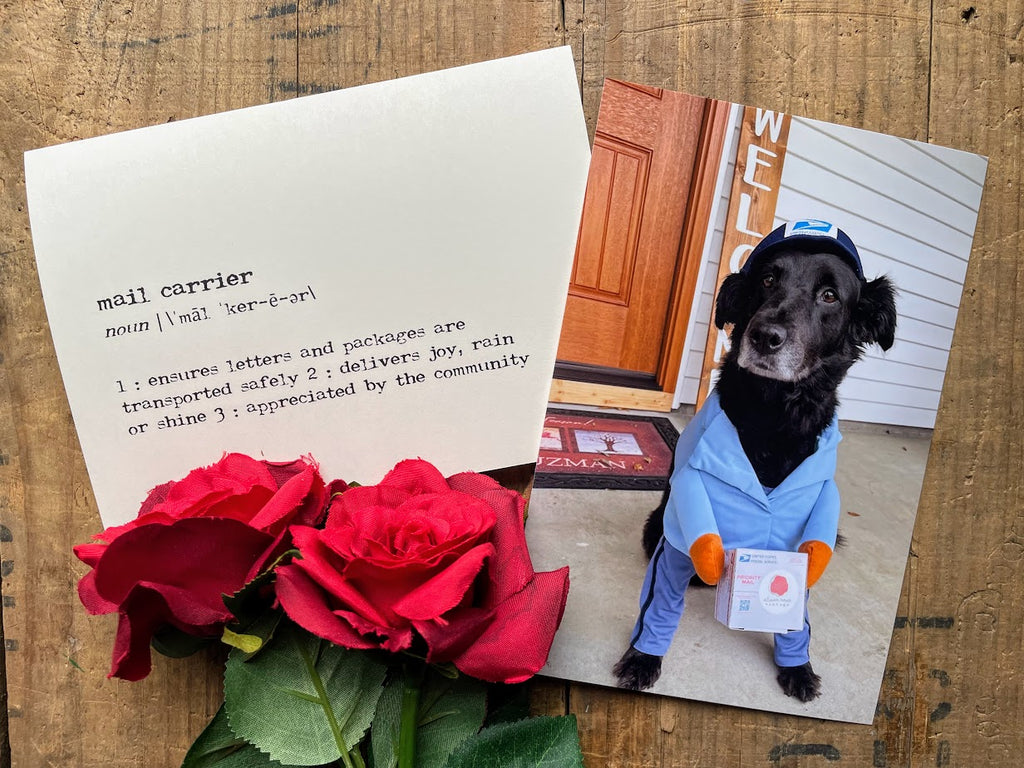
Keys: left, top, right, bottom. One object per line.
{"left": 552, "top": 97, "right": 732, "bottom": 412}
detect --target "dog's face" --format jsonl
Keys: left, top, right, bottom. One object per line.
{"left": 715, "top": 248, "right": 897, "bottom": 382}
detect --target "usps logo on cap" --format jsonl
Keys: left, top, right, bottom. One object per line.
{"left": 785, "top": 219, "right": 839, "bottom": 239}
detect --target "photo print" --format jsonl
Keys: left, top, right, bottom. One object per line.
{"left": 526, "top": 79, "right": 988, "bottom": 723}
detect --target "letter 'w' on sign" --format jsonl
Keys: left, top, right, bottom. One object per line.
{"left": 754, "top": 109, "right": 786, "bottom": 142}
{"left": 696, "top": 105, "right": 792, "bottom": 406}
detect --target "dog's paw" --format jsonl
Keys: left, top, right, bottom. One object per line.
{"left": 613, "top": 647, "right": 663, "bottom": 691}
{"left": 776, "top": 662, "right": 821, "bottom": 702}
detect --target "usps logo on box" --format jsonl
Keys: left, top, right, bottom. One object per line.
{"left": 714, "top": 548, "right": 808, "bottom": 633}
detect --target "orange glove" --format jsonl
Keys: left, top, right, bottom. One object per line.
{"left": 689, "top": 533, "right": 725, "bottom": 585}
{"left": 798, "top": 539, "right": 833, "bottom": 587}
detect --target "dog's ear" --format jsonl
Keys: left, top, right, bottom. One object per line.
{"left": 852, "top": 276, "right": 897, "bottom": 351}
{"left": 714, "top": 272, "right": 750, "bottom": 329}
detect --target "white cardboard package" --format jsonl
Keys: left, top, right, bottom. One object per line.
{"left": 714, "top": 548, "right": 808, "bottom": 633}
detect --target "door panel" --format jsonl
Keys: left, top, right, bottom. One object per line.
{"left": 556, "top": 80, "right": 708, "bottom": 378}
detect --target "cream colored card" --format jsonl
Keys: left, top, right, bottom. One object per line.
{"left": 25, "top": 47, "right": 590, "bottom": 527}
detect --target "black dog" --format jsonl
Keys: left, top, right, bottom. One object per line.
{"left": 616, "top": 226, "right": 897, "bottom": 702}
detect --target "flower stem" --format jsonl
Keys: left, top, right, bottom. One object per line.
{"left": 397, "top": 664, "right": 424, "bottom": 768}
{"left": 294, "top": 636, "right": 355, "bottom": 768}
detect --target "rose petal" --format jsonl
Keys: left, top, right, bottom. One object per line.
{"left": 324, "top": 478, "right": 351, "bottom": 503}
{"left": 91, "top": 511, "right": 177, "bottom": 545}
{"left": 289, "top": 527, "right": 394, "bottom": 628}
{"left": 73, "top": 542, "right": 107, "bottom": 569}
{"left": 106, "top": 583, "right": 232, "bottom": 681}
{"left": 138, "top": 582, "right": 235, "bottom": 627}
{"left": 248, "top": 464, "right": 326, "bottom": 534}
{"left": 262, "top": 457, "right": 315, "bottom": 489}
{"left": 414, "top": 605, "right": 493, "bottom": 663}
{"left": 392, "top": 542, "right": 493, "bottom": 621}
{"left": 109, "top": 585, "right": 171, "bottom": 681}
{"left": 77, "top": 568, "right": 118, "bottom": 616}
{"left": 326, "top": 485, "right": 411, "bottom": 528}
{"left": 330, "top": 606, "right": 413, "bottom": 653}
{"left": 329, "top": 491, "right": 494, "bottom": 568}
{"left": 447, "top": 473, "right": 533, "bottom": 607}
{"left": 92, "top": 518, "right": 273, "bottom": 606}
{"left": 276, "top": 564, "right": 379, "bottom": 650}
{"left": 153, "top": 453, "right": 277, "bottom": 520}
{"left": 450, "top": 566, "right": 570, "bottom": 684}
{"left": 380, "top": 459, "right": 452, "bottom": 495}
{"left": 137, "top": 480, "right": 176, "bottom": 517}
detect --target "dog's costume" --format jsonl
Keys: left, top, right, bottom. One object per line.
{"left": 629, "top": 390, "right": 841, "bottom": 665}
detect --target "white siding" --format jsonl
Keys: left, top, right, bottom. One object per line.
{"left": 675, "top": 114, "right": 987, "bottom": 429}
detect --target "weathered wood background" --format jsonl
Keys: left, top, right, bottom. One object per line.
{"left": 1, "top": 1, "right": 1021, "bottom": 766}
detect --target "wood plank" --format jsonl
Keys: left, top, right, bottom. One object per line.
{"left": 295, "top": 0, "right": 564, "bottom": 86}
{"left": 918, "top": 1, "right": 1024, "bottom": 765}
{"left": 549, "top": 379, "right": 674, "bottom": 412}
{"left": 1, "top": 1, "right": 1022, "bottom": 767}
{"left": 0, "top": 4, "right": 297, "bottom": 766}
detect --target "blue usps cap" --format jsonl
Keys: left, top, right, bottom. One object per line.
{"left": 740, "top": 219, "right": 864, "bottom": 279}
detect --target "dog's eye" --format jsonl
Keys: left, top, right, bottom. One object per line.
{"left": 821, "top": 288, "right": 839, "bottom": 303}
{"left": 762, "top": 274, "right": 775, "bottom": 288}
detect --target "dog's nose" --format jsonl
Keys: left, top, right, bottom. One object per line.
{"left": 749, "top": 323, "right": 788, "bottom": 354}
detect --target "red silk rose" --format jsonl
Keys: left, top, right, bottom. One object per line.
{"left": 75, "top": 453, "right": 329, "bottom": 681}
{"left": 276, "top": 459, "right": 569, "bottom": 684}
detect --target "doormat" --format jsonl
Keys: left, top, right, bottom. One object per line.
{"left": 534, "top": 408, "right": 678, "bottom": 490}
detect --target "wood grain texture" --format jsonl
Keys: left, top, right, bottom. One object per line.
{"left": 1, "top": 1, "right": 1022, "bottom": 766}
{"left": 657, "top": 98, "right": 731, "bottom": 396}
{"left": 695, "top": 105, "right": 790, "bottom": 406}
{"left": 920, "top": 3, "right": 1024, "bottom": 765}
{"left": 558, "top": 81, "right": 707, "bottom": 376}
{"left": 549, "top": 379, "right": 675, "bottom": 411}
{"left": 0, "top": 4, "right": 297, "bottom": 765}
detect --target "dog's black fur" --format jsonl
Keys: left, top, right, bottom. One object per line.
{"left": 617, "top": 247, "right": 897, "bottom": 702}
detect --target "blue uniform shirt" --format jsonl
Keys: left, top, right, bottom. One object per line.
{"left": 662, "top": 391, "right": 842, "bottom": 555}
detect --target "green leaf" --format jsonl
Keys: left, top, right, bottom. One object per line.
{"left": 151, "top": 625, "right": 213, "bottom": 659}
{"left": 372, "top": 668, "right": 487, "bottom": 768}
{"left": 220, "top": 550, "right": 294, "bottom": 660}
{"left": 444, "top": 715, "right": 584, "bottom": 768}
{"left": 221, "top": 627, "right": 265, "bottom": 655}
{"left": 224, "top": 622, "right": 387, "bottom": 766}
{"left": 222, "top": 607, "right": 285, "bottom": 659}
{"left": 222, "top": 550, "right": 296, "bottom": 627}
{"left": 482, "top": 684, "right": 531, "bottom": 727}
{"left": 181, "top": 705, "right": 284, "bottom": 768}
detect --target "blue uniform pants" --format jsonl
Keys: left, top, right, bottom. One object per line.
{"left": 629, "top": 537, "right": 811, "bottom": 667}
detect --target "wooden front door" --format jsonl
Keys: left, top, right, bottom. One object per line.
{"left": 556, "top": 80, "right": 709, "bottom": 387}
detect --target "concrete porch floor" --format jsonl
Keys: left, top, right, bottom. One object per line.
{"left": 524, "top": 406, "right": 931, "bottom": 724}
